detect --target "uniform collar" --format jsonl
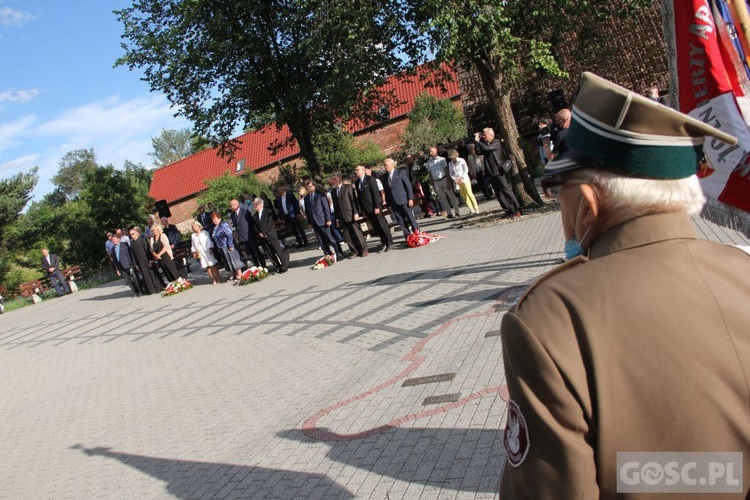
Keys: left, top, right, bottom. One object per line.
{"left": 588, "top": 212, "right": 697, "bottom": 260}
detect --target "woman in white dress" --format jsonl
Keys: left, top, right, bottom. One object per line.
{"left": 190, "top": 221, "right": 221, "bottom": 284}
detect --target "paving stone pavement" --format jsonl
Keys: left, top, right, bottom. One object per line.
{"left": 1, "top": 197, "right": 747, "bottom": 499}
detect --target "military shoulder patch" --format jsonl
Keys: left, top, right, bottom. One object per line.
{"left": 504, "top": 399, "right": 530, "bottom": 467}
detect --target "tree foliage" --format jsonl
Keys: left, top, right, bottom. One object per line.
{"left": 1, "top": 151, "right": 156, "bottom": 291}
{"left": 195, "top": 172, "right": 270, "bottom": 215}
{"left": 407, "top": 0, "right": 650, "bottom": 206}
{"left": 51, "top": 148, "right": 99, "bottom": 201}
{"left": 149, "top": 128, "right": 195, "bottom": 167}
{"left": 148, "top": 129, "right": 211, "bottom": 168}
{"left": 306, "top": 125, "right": 386, "bottom": 177}
{"left": 402, "top": 93, "right": 467, "bottom": 153}
{"left": 0, "top": 167, "right": 38, "bottom": 284}
{"left": 116, "top": 0, "right": 413, "bottom": 181}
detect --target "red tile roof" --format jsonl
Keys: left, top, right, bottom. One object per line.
{"left": 150, "top": 62, "right": 460, "bottom": 203}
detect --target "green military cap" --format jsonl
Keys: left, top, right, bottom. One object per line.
{"left": 545, "top": 72, "right": 738, "bottom": 178}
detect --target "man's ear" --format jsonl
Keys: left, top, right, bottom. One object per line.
{"left": 579, "top": 183, "right": 599, "bottom": 227}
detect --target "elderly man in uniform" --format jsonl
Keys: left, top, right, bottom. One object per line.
{"left": 500, "top": 72, "right": 750, "bottom": 498}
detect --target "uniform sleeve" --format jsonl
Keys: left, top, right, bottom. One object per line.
{"left": 500, "top": 311, "right": 599, "bottom": 499}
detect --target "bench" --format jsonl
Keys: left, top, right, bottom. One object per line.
{"left": 16, "top": 265, "right": 83, "bottom": 301}
{"left": 17, "top": 280, "right": 45, "bottom": 300}
{"left": 357, "top": 207, "right": 401, "bottom": 238}
{"left": 61, "top": 265, "right": 82, "bottom": 282}
{"left": 274, "top": 219, "right": 295, "bottom": 241}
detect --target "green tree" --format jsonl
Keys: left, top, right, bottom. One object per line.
{"left": 149, "top": 128, "right": 195, "bottom": 167}
{"left": 307, "top": 125, "right": 386, "bottom": 176}
{"left": 7, "top": 158, "right": 156, "bottom": 277}
{"left": 402, "top": 93, "right": 467, "bottom": 153}
{"left": 196, "top": 172, "right": 270, "bottom": 214}
{"left": 123, "top": 160, "right": 155, "bottom": 211}
{"left": 116, "top": 0, "right": 412, "bottom": 182}
{"left": 51, "top": 148, "right": 98, "bottom": 201}
{"left": 81, "top": 166, "right": 147, "bottom": 234}
{"left": 0, "top": 167, "right": 38, "bottom": 284}
{"left": 409, "top": 0, "right": 649, "bottom": 206}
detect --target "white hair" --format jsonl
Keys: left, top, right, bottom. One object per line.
{"left": 576, "top": 169, "right": 706, "bottom": 219}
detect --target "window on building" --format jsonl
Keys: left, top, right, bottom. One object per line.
{"left": 236, "top": 159, "right": 246, "bottom": 172}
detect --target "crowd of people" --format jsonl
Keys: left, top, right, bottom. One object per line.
{"left": 106, "top": 132, "right": 525, "bottom": 295}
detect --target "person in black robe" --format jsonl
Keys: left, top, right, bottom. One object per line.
{"left": 151, "top": 225, "right": 180, "bottom": 282}
{"left": 128, "top": 226, "right": 164, "bottom": 294}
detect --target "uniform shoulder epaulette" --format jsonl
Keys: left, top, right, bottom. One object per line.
{"left": 514, "top": 255, "right": 588, "bottom": 309}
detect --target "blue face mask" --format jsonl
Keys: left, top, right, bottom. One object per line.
{"left": 564, "top": 238, "right": 585, "bottom": 260}
{"left": 564, "top": 196, "right": 593, "bottom": 260}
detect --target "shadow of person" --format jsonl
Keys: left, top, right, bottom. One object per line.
{"left": 70, "top": 444, "right": 353, "bottom": 498}
{"left": 80, "top": 289, "right": 136, "bottom": 301}
{"left": 276, "top": 427, "right": 505, "bottom": 494}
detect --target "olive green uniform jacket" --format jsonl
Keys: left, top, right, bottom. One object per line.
{"left": 500, "top": 212, "right": 750, "bottom": 498}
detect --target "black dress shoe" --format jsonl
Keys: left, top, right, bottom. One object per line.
{"left": 382, "top": 246, "right": 390, "bottom": 252}
{"left": 279, "top": 268, "right": 288, "bottom": 274}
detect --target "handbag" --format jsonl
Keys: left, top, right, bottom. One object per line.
{"left": 501, "top": 159, "right": 512, "bottom": 174}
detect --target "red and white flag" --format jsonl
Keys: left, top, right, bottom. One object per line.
{"left": 667, "top": 0, "right": 750, "bottom": 235}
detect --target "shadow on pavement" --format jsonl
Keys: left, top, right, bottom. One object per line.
{"left": 277, "top": 427, "right": 505, "bottom": 494}
{"left": 80, "top": 288, "right": 136, "bottom": 301}
{"left": 355, "top": 254, "right": 560, "bottom": 288}
{"left": 70, "top": 445, "right": 354, "bottom": 498}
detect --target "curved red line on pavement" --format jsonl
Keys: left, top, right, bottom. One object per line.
{"left": 302, "top": 300, "right": 511, "bottom": 442}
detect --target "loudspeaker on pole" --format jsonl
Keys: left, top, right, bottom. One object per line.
{"left": 154, "top": 199, "right": 172, "bottom": 218}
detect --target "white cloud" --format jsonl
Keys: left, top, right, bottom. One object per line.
{"left": 0, "top": 153, "right": 38, "bottom": 173}
{"left": 0, "top": 88, "right": 40, "bottom": 103}
{"left": 0, "top": 114, "right": 36, "bottom": 152}
{"left": 0, "top": 93, "right": 190, "bottom": 199}
{"left": 33, "top": 94, "right": 189, "bottom": 169}
{"left": 0, "top": 6, "right": 33, "bottom": 27}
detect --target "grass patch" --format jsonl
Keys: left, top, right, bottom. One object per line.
{"left": 0, "top": 271, "right": 119, "bottom": 314}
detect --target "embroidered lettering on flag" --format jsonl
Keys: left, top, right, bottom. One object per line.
{"left": 671, "top": 0, "right": 750, "bottom": 214}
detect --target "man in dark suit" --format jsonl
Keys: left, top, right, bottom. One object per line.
{"left": 40, "top": 248, "right": 70, "bottom": 296}
{"left": 109, "top": 235, "right": 142, "bottom": 297}
{"left": 252, "top": 198, "right": 289, "bottom": 274}
{"left": 382, "top": 158, "right": 419, "bottom": 236}
{"left": 274, "top": 185, "right": 308, "bottom": 248}
{"left": 230, "top": 198, "right": 265, "bottom": 268}
{"left": 196, "top": 204, "right": 215, "bottom": 236}
{"left": 160, "top": 217, "right": 182, "bottom": 250}
{"left": 330, "top": 172, "right": 369, "bottom": 259}
{"left": 354, "top": 164, "right": 393, "bottom": 252}
{"left": 304, "top": 180, "right": 344, "bottom": 259}
{"left": 473, "top": 127, "right": 522, "bottom": 218}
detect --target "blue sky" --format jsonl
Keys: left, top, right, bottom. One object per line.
{"left": 0, "top": 0, "right": 191, "bottom": 199}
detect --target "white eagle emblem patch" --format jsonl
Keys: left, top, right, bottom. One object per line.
{"left": 504, "top": 399, "right": 530, "bottom": 467}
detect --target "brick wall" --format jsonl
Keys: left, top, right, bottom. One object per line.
{"left": 356, "top": 119, "right": 410, "bottom": 156}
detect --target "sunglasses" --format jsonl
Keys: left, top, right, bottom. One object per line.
{"left": 540, "top": 177, "right": 588, "bottom": 199}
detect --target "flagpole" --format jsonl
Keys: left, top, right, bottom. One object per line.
{"left": 661, "top": 0, "right": 679, "bottom": 109}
